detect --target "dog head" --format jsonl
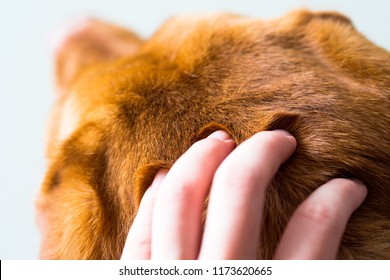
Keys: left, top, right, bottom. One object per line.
{"left": 37, "top": 10, "right": 390, "bottom": 259}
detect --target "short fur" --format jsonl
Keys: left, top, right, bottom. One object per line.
{"left": 37, "top": 10, "right": 390, "bottom": 259}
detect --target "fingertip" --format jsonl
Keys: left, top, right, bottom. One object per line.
{"left": 273, "top": 129, "right": 292, "bottom": 136}
{"left": 139, "top": 169, "right": 167, "bottom": 209}
{"left": 207, "top": 130, "right": 232, "bottom": 141}
{"left": 151, "top": 169, "right": 168, "bottom": 188}
{"left": 255, "top": 129, "right": 297, "bottom": 147}
{"left": 251, "top": 130, "right": 297, "bottom": 164}
{"left": 192, "top": 130, "right": 235, "bottom": 156}
{"left": 339, "top": 178, "right": 368, "bottom": 210}
{"left": 314, "top": 178, "right": 367, "bottom": 220}
{"left": 273, "top": 129, "right": 297, "bottom": 147}
{"left": 349, "top": 178, "right": 367, "bottom": 195}
{"left": 206, "top": 130, "right": 236, "bottom": 148}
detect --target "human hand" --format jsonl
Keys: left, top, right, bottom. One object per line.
{"left": 121, "top": 130, "right": 367, "bottom": 259}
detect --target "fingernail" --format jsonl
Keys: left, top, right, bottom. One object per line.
{"left": 273, "top": 129, "right": 292, "bottom": 136}
{"left": 207, "top": 130, "right": 232, "bottom": 141}
{"left": 349, "top": 178, "right": 367, "bottom": 189}
{"left": 347, "top": 178, "right": 368, "bottom": 206}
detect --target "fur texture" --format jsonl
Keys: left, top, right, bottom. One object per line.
{"left": 37, "top": 10, "right": 390, "bottom": 259}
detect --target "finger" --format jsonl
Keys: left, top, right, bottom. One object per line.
{"left": 274, "top": 178, "right": 367, "bottom": 260}
{"left": 121, "top": 170, "right": 167, "bottom": 260}
{"left": 151, "top": 130, "right": 236, "bottom": 259}
{"left": 199, "top": 130, "right": 297, "bottom": 259}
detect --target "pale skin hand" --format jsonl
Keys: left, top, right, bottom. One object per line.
{"left": 121, "top": 130, "right": 367, "bottom": 260}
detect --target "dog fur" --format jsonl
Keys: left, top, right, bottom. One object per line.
{"left": 37, "top": 10, "right": 390, "bottom": 259}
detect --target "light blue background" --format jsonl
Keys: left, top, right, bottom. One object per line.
{"left": 0, "top": 0, "right": 389, "bottom": 259}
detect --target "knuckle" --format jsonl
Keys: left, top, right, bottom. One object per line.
{"left": 190, "top": 138, "right": 226, "bottom": 154}
{"left": 297, "top": 200, "right": 336, "bottom": 227}
{"left": 188, "top": 138, "right": 231, "bottom": 165}
{"left": 216, "top": 158, "right": 251, "bottom": 179}
{"left": 255, "top": 131, "right": 284, "bottom": 150}
{"left": 159, "top": 180, "right": 195, "bottom": 203}
{"left": 330, "top": 178, "right": 360, "bottom": 195}
{"left": 214, "top": 155, "right": 260, "bottom": 190}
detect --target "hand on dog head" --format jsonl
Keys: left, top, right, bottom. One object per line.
{"left": 37, "top": 10, "right": 390, "bottom": 259}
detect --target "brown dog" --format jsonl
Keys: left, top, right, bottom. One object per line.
{"left": 37, "top": 10, "right": 390, "bottom": 259}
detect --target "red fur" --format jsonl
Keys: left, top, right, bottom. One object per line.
{"left": 37, "top": 10, "right": 390, "bottom": 259}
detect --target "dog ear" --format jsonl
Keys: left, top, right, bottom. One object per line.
{"left": 293, "top": 10, "right": 390, "bottom": 86}
{"left": 51, "top": 18, "right": 143, "bottom": 95}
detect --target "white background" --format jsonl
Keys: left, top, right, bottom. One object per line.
{"left": 0, "top": 0, "right": 389, "bottom": 259}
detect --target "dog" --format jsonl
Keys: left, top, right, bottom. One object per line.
{"left": 37, "top": 10, "right": 390, "bottom": 259}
